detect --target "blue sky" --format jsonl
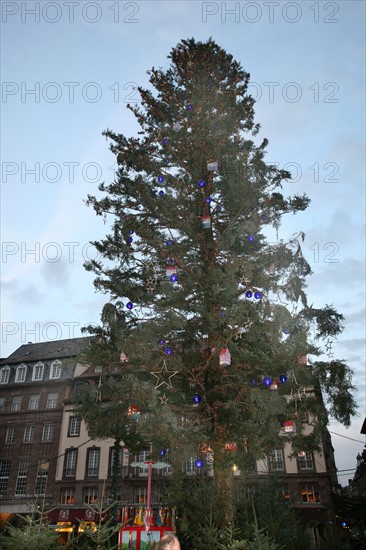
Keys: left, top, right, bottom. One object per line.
{"left": 1, "top": 0, "right": 365, "bottom": 482}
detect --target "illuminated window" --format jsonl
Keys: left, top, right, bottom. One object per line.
{"left": 83, "top": 487, "right": 98, "bottom": 504}
{"left": 282, "top": 484, "right": 290, "bottom": 502}
{"left": 60, "top": 487, "right": 75, "bottom": 505}
{"left": 300, "top": 483, "right": 320, "bottom": 503}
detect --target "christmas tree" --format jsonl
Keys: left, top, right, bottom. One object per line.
{"left": 79, "top": 38, "right": 356, "bottom": 524}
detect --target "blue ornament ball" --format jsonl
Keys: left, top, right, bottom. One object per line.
{"left": 263, "top": 376, "right": 273, "bottom": 386}
{"left": 162, "top": 138, "right": 168, "bottom": 145}
{"left": 159, "top": 190, "right": 165, "bottom": 196}
{"left": 157, "top": 175, "right": 164, "bottom": 183}
{"left": 159, "top": 339, "right": 165, "bottom": 345}
{"left": 280, "top": 375, "right": 287, "bottom": 383}
{"left": 165, "top": 346, "right": 172, "bottom": 355}
{"left": 126, "top": 302, "right": 133, "bottom": 310}
{"left": 254, "top": 292, "right": 262, "bottom": 300}
{"left": 245, "top": 291, "right": 253, "bottom": 298}
{"left": 165, "top": 239, "right": 174, "bottom": 246}
{"left": 195, "top": 459, "right": 203, "bottom": 468}
{"left": 193, "top": 393, "right": 202, "bottom": 404}
{"left": 170, "top": 274, "right": 178, "bottom": 282}
{"left": 247, "top": 235, "right": 255, "bottom": 242}
{"left": 198, "top": 180, "right": 206, "bottom": 188}
{"left": 159, "top": 448, "right": 167, "bottom": 456}
{"left": 205, "top": 197, "right": 212, "bottom": 204}
{"left": 187, "top": 104, "right": 193, "bottom": 110}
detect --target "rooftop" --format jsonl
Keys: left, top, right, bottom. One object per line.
{"left": 0, "top": 336, "right": 95, "bottom": 365}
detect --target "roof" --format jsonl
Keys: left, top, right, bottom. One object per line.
{"left": 0, "top": 336, "right": 95, "bottom": 365}
{"left": 361, "top": 417, "right": 366, "bottom": 435}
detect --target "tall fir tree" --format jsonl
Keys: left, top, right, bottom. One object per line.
{"left": 79, "top": 38, "right": 356, "bottom": 524}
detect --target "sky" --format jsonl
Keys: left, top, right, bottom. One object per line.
{"left": 1, "top": 0, "right": 365, "bottom": 484}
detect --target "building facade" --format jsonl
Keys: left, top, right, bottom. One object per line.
{"left": 0, "top": 337, "right": 339, "bottom": 543}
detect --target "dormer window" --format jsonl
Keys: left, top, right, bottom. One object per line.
{"left": 32, "top": 362, "right": 44, "bottom": 382}
{"left": 0, "top": 367, "right": 10, "bottom": 385}
{"left": 50, "top": 360, "right": 62, "bottom": 380}
{"left": 15, "top": 364, "right": 27, "bottom": 383}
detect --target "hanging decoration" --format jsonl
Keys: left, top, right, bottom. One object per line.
{"left": 202, "top": 215, "right": 211, "bottom": 229}
{"left": 219, "top": 348, "right": 231, "bottom": 367}
{"left": 120, "top": 352, "right": 128, "bottom": 363}
{"left": 195, "top": 458, "right": 204, "bottom": 468}
{"left": 151, "top": 361, "right": 178, "bottom": 389}
{"left": 283, "top": 420, "right": 296, "bottom": 434}
{"left": 207, "top": 161, "right": 220, "bottom": 171}
{"left": 127, "top": 404, "right": 141, "bottom": 419}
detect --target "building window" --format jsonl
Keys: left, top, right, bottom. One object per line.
{"left": 11, "top": 395, "right": 22, "bottom": 412}
{"left": 46, "top": 392, "right": 58, "bottom": 409}
{"left": 269, "top": 449, "right": 285, "bottom": 471}
{"left": 134, "top": 486, "right": 147, "bottom": 505}
{"left": 23, "top": 426, "right": 35, "bottom": 443}
{"left": 15, "top": 460, "right": 29, "bottom": 495}
{"left": 0, "top": 460, "right": 11, "bottom": 492}
{"left": 35, "top": 462, "right": 49, "bottom": 495}
{"left": 68, "top": 416, "right": 81, "bottom": 437}
{"left": 74, "top": 382, "right": 87, "bottom": 399}
{"left": 83, "top": 487, "right": 98, "bottom": 504}
{"left": 109, "top": 446, "right": 129, "bottom": 478}
{"left": 136, "top": 449, "right": 149, "bottom": 477}
{"left": 298, "top": 451, "right": 314, "bottom": 470}
{"left": 5, "top": 427, "right": 16, "bottom": 444}
{"left": 184, "top": 457, "right": 198, "bottom": 476}
{"left": 42, "top": 424, "right": 54, "bottom": 442}
{"left": 32, "top": 362, "right": 44, "bottom": 381}
{"left": 64, "top": 449, "right": 78, "bottom": 477}
{"left": 50, "top": 360, "right": 62, "bottom": 379}
{"left": 15, "top": 365, "right": 27, "bottom": 383}
{"left": 300, "top": 483, "right": 321, "bottom": 503}
{"left": 0, "top": 367, "right": 10, "bottom": 384}
{"left": 86, "top": 448, "right": 100, "bottom": 477}
{"left": 0, "top": 397, "right": 5, "bottom": 410}
{"left": 28, "top": 394, "right": 40, "bottom": 410}
{"left": 282, "top": 484, "right": 290, "bottom": 502}
{"left": 60, "top": 487, "right": 75, "bottom": 504}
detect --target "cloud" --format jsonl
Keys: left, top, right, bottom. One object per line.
{"left": 40, "top": 258, "right": 71, "bottom": 287}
